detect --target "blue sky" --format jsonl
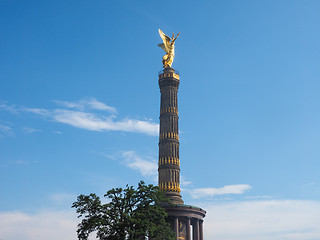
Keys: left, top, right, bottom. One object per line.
{"left": 1, "top": 0, "right": 320, "bottom": 239}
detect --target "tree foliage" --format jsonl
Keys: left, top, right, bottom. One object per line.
{"left": 72, "top": 181, "right": 175, "bottom": 240}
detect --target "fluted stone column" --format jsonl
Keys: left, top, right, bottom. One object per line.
{"left": 193, "top": 219, "right": 199, "bottom": 240}
{"left": 174, "top": 217, "right": 179, "bottom": 240}
{"left": 199, "top": 220, "right": 204, "bottom": 240}
{"left": 157, "top": 68, "right": 206, "bottom": 239}
{"left": 158, "top": 67, "right": 183, "bottom": 205}
{"left": 186, "top": 218, "right": 191, "bottom": 240}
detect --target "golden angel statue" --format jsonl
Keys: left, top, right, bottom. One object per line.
{"left": 158, "top": 29, "right": 180, "bottom": 68}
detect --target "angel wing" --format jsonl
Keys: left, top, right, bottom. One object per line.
{"left": 157, "top": 43, "right": 167, "bottom": 52}
{"left": 158, "top": 29, "right": 172, "bottom": 53}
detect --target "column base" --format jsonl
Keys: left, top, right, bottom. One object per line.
{"left": 164, "top": 204, "right": 206, "bottom": 240}
{"left": 166, "top": 192, "right": 184, "bottom": 205}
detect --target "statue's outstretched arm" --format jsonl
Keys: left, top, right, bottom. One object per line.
{"left": 172, "top": 32, "right": 180, "bottom": 43}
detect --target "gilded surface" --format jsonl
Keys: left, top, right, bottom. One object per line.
{"left": 158, "top": 29, "right": 179, "bottom": 68}
{"left": 159, "top": 157, "right": 180, "bottom": 166}
{"left": 160, "top": 107, "right": 178, "bottom": 114}
{"left": 178, "top": 220, "right": 187, "bottom": 240}
{"left": 159, "top": 132, "right": 179, "bottom": 140}
{"left": 159, "top": 182, "right": 181, "bottom": 192}
{"left": 173, "top": 73, "right": 180, "bottom": 79}
{"left": 159, "top": 72, "right": 180, "bottom": 80}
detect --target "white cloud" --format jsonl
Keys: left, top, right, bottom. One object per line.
{"left": 0, "top": 123, "right": 13, "bottom": 137}
{"left": 0, "top": 210, "right": 78, "bottom": 240}
{"left": 188, "top": 184, "right": 251, "bottom": 199}
{"left": 180, "top": 176, "right": 192, "bottom": 187}
{"left": 0, "top": 101, "right": 18, "bottom": 113}
{"left": 55, "top": 98, "right": 117, "bottom": 113}
{"left": 13, "top": 160, "right": 28, "bottom": 165}
{"left": 85, "top": 98, "right": 116, "bottom": 112}
{"left": 0, "top": 100, "right": 159, "bottom": 136}
{"left": 25, "top": 107, "right": 50, "bottom": 116}
{"left": 51, "top": 109, "right": 158, "bottom": 135}
{"left": 23, "top": 127, "right": 41, "bottom": 134}
{"left": 121, "top": 151, "right": 158, "bottom": 180}
{"left": 245, "top": 195, "right": 273, "bottom": 199}
{"left": 1, "top": 200, "right": 320, "bottom": 240}
{"left": 0, "top": 160, "right": 30, "bottom": 168}
{"left": 203, "top": 200, "right": 320, "bottom": 240}
{"left": 50, "top": 193, "right": 77, "bottom": 206}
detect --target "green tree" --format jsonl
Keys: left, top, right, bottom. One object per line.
{"left": 72, "top": 181, "right": 175, "bottom": 240}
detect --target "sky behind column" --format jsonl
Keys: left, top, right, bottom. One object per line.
{"left": 1, "top": 1, "right": 320, "bottom": 239}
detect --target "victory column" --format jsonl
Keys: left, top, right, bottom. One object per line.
{"left": 157, "top": 29, "right": 206, "bottom": 240}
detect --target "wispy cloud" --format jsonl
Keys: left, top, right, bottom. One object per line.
{"left": 54, "top": 98, "right": 117, "bottom": 113}
{"left": 0, "top": 101, "right": 19, "bottom": 113}
{"left": 100, "top": 150, "right": 157, "bottom": 182}
{"left": 187, "top": 184, "right": 251, "bottom": 199}
{"left": 106, "top": 150, "right": 251, "bottom": 197}
{"left": 1, "top": 200, "right": 320, "bottom": 240}
{"left": 0, "top": 210, "right": 79, "bottom": 240}
{"left": 25, "top": 108, "right": 50, "bottom": 116}
{"left": 50, "top": 193, "right": 77, "bottom": 206}
{"left": 203, "top": 200, "right": 320, "bottom": 240}
{"left": 104, "top": 151, "right": 249, "bottom": 197}
{"left": 245, "top": 195, "right": 272, "bottom": 199}
{"left": 22, "top": 127, "right": 41, "bottom": 134}
{"left": 0, "top": 123, "right": 14, "bottom": 137}
{"left": 51, "top": 109, "right": 158, "bottom": 135}
{"left": 180, "top": 176, "right": 192, "bottom": 187}
{"left": 121, "top": 151, "right": 157, "bottom": 180}
{"left": 13, "top": 160, "right": 28, "bottom": 165}
{"left": 0, "top": 160, "right": 30, "bottom": 168}
{"left": 0, "top": 99, "right": 159, "bottom": 136}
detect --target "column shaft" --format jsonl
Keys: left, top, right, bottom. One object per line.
{"left": 199, "top": 220, "right": 204, "bottom": 240}
{"left": 158, "top": 68, "right": 183, "bottom": 205}
{"left": 174, "top": 217, "right": 179, "bottom": 240}
{"left": 186, "top": 218, "right": 191, "bottom": 240}
{"left": 193, "top": 220, "right": 199, "bottom": 240}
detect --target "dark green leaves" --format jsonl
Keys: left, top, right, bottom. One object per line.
{"left": 72, "top": 181, "right": 175, "bottom": 240}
